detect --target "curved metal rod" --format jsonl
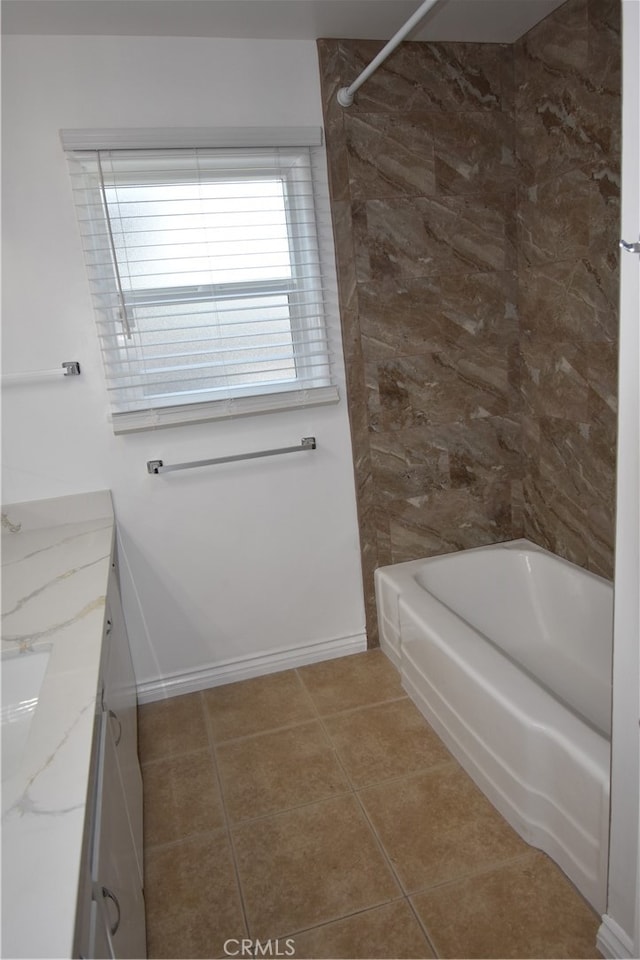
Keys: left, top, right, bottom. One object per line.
{"left": 337, "top": 0, "right": 441, "bottom": 107}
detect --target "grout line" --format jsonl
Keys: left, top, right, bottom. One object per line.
{"left": 275, "top": 893, "right": 409, "bottom": 940}
{"left": 405, "top": 896, "right": 442, "bottom": 960}
{"left": 212, "top": 715, "right": 321, "bottom": 748}
{"left": 293, "top": 664, "right": 410, "bottom": 722}
{"left": 310, "top": 705, "right": 413, "bottom": 908}
{"left": 225, "top": 785, "right": 356, "bottom": 829}
{"left": 408, "top": 848, "right": 542, "bottom": 898}
{"left": 139, "top": 742, "right": 213, "bottom": 769}
{"left": 222, "top": 785, "right": 353, "bottom": 830}
{"left": 348, "top": 774, "right": 409, "bottom": 896}
{"left": 293, "top": 665, "right": 324, "bottom": 718}
{"left": 144, "top": 826, "right": 228, "bottom": 855}
{"left": 353, "top": 758, "right": 458, "bottom": 794}
{"left": 314, "top": 692, "right": 410, "bottom": 721}
{"left": 199, "top": 690, "right": 252, "bottom": 940}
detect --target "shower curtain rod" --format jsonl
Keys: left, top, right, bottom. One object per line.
{"left": 337, "top": 0, "right": 441, "bottom": 107}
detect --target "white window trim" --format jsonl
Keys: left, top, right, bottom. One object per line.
{"left": 61, "top": 127, "right": 342, "bottom": 433}
{"left": 112, "top": 385, "right": 339, "bottom": 434}
{"left": 60, "top": 126, "right": 323, "bottom": 151}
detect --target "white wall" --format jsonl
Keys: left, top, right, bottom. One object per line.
{"left": 598, "top": 2, "right": 640, "bottom": 956}
{"left": 1, "top": 34, "right": 366, "bottom": 695}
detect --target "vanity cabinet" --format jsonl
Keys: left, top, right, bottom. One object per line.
{"left": 75, "top": 550, "right": 146, "bottom": 959}
{"left": 89, "top": 715, "right": 146, "bottom": 958}
{"left": 102, "top": 561, "right": 144, "bottom": 887}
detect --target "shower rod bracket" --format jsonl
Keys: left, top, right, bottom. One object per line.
{"left": 337, "top": 87, "right": 355, "bottom": 108}
{"left": 337, "top": 0, "right": 441, "bottom": 108}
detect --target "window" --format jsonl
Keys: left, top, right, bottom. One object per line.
{"left": 63, "top": 128, "right": 339, "bottom": 432}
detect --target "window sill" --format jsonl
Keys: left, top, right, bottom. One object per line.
{"left": 111, "top": 385, "right": 340, "bottom": 434}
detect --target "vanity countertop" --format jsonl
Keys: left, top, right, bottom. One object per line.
{"left": 1, "top": 490, "right": 115, "bottom": 959}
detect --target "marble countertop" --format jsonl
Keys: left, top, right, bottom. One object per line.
{"left": 1, "top": 490, "right": 115, "bottom": 959}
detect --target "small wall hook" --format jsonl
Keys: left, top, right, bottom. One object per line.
{"left": 620, "top": 238, "right": 640, "bottom": 254}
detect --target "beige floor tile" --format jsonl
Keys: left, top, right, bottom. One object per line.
{"left": 217, "top": 721, "right": 350, "bottom": 823}
{"left": 297, "top": 650, "right": 405, "bottom": 715}
{"left": 138, "top": 692, "right": 208, "bottom": 763}
{"left": 143, "top": 749, "right": 225, "bottom": 847}
{"left": 359, "top": 764, "right": 528, "bottom": 893}
{"left": 324, "top": 699, "right": 452, "bottom": 787}
{"left": 411, "top": 851, "right": 601, "bottom": 959}
{"left": 202, "top": 670, "right": 316, "bottom": 742}
{"left": 232, "top": 794, "right": 401, "bottom": 939}
{"left": 292, "top": 900, "right": 436, "bottom": 959}
{"left": 145, "top": 831, "right": 246, "bottom": 959}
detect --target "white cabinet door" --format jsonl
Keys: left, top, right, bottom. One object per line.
{"left": 76, "top": 548, "right": 146, "bottom": 958}
{"left": 93, "top": 716, "right": 147, "bottom": 960}
{"left": 104, "top": 560, "right": 143, "bottom": 885}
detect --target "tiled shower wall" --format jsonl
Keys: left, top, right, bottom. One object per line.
{"left": 515, "top": 0, "right": 621, "bottom": 578}
{"left": 318, "top": 0, "right": 620, "bottom": 641}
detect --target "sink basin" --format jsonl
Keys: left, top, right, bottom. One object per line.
{"left": 1, "top": 649, "right": 51, "bottom": 782}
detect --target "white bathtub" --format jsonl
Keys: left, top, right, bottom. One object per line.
{"left": 375, "top": 538, "right": 613, "bottom": 912}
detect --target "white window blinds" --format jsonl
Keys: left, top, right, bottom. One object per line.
{"left": 63, "top": 129, "right": 339, "bottom": 432}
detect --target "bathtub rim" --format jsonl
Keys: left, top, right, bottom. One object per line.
{"left": 375, "top": 537, "right": 614, "bottom": 738}
{"left": 377, "top": 537, "right": 613, "bottom": 589}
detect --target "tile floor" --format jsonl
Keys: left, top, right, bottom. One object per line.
{"left": 138, "top": 650, "right": 602, "bottom": 959}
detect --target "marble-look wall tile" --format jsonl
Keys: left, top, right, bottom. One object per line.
{"left": 370, "top": 418, "right": 521, "bottom": 503}
{"left": 587, "top": 498, "right": 616, "bottom": 578}
{"left": 585, "top": 341, "right": 618, "bottom": 426}
{"left": 319, "top": 34, "right": 520, "bottom": 643}
{"left": 386, "top": 482, "right": 514, "bottom": 564}
{"left": 519, "top": 395, "right": 617, "bottom": 580}
{"left": 590, "top": 164, "right": 621, "bottom": 266}
{"left": 520, "top": 340, "right": 591, "bottom": 421}
{"left": 318, "top": 0, "right": 619, "bottom": 643}
{"left": 522, "top": 474, "right": 590, "bottom": 568}
{"left": 511, "top": 478, "right": 525, "bottom": 538}
{"left": 333, "top": 39, "right": 509, "bottom": 116}
{"left": 517, "top": 170, "right": 593, "bottom": 268}
{"left": 372, "top": 342, "right": 511, "bottom": 431}
{"left": 513, "top": 0, "right": 620, "bottom": 187}
{"left": 345, "top": 114, "right": 436, "bottom": 200}
{"left": 353, "top": 196, "right": 511, "bottom": 282}
{"left": 359, "top": 271, "right": 518, "bottom": 360}
{"left": 536, "top": 417, "right": 615, "bottom": 509}
{"left": 330, "top": 201, "right": 359, "bottom": 317}
{"left": 518, "top": 258, "right": 618, "bottom": 342}
{"left": 370, "top": 428, "right": 451, "bottom": 503}
{"left": 431, "top": 110, "right": 516, "bottom": 197}
{"left": 514, "top": 0, "right": 590, "bottom": 184}
{"left": 588, "top": 0, "right": 622, "bottom": 94}
{"left": 515, "top": 0, "right": 620, "bottom": 579}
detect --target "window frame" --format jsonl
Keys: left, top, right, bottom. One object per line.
{"left": 62, "top": 127, "right": 340, "bottom": 433}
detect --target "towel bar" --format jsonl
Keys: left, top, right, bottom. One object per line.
{"left": 147, "top": 437, "right": 316, "bottom": 475}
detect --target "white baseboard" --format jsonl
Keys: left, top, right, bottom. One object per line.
{"left": 597, "top": 915, "right": 637, "bottom": 959}
{"left": 136, "top": 632, "right": 368, "bottom": 704}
